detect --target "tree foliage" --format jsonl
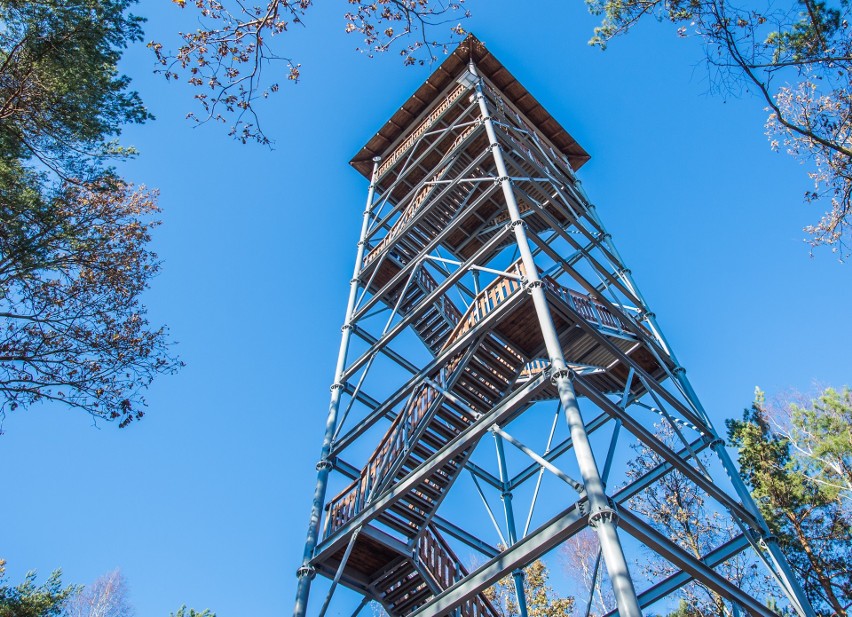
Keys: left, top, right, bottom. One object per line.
{"left": 0, "top": 0, "right": 150, "bottom": 181}
{"left": 0, "top": 560, "right": 78, "bottom": 617}
{"left": 152, "top": 0, "right": 469, "bottom": 143}
{"left": 586, "top": 0, "right": 852, "bottom": 253}
{"left": 626, "top": 425, "right": 769, "bottom": 616}
{"left": 168, "top": 607, "right": 216, "bottom": 617}
{"left": 0, "top": 0, "right": 180, "bottom": 428}
{"left": 484, "top": 558, "right": 574, "bottom": 617}
{"left": 727, "top": 388, "right": 852, "bottom": 616}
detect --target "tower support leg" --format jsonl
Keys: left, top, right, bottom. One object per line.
{"left": 471, "top": 66, "right": 643, "bottom": 617}
{"left": 494, "top": 432, "right": 529, "bottom": 617}
{"left": 294, "top": 158, "right": 382, "bottom": 617}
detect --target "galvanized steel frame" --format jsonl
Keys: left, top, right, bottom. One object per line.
{"left": 294, "top": 58, "right": 815, "bottom": 617}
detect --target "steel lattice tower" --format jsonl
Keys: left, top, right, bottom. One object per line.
{"left": 294, "top": 35, "right": 815, "bottom": 617}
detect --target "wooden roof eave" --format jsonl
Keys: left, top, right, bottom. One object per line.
{"left": 350, "top": 33, "right": 590, "bottom": 180}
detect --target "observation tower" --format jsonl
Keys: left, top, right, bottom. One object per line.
{"left": 294, "top": 35, "right": 814, "bottom": 617}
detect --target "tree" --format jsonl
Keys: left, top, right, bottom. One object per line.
{"left": 151, "top": 0, "right": 469, "bottom": 144}
{"left": 727, "top": 388, "right": 852, "bottom": 616}
{"left": 585, "top": 0, "right": 852, "bottom": 254}
{"left": 771, "top": 387, "right": 852, "bottom": 505}
{"left": 0, "top": 559, "right": 78, "bottom": 617}
{"left": 64, "top": 569, "right": 133, "bottom": 617}
{"left": 0, "top": 1, "right": 150, "bottom": 182}
{"left": 169, "top": 607, "right": 216, "bottom": 617}
{"left": 484, "top": 558, "right": 574, "bottom": 617}
{"left": 0, "top": 0, "right": 181, "bottom": 428}
{"left": 561, "top": 530, "right": 614, "bottom": 617}
{"left": 626, "top": 425, "right": 770, "bottom": 616}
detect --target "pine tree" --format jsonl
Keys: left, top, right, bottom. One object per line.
{"left": 727, "top": 389, "right": 852, "bottom": 616}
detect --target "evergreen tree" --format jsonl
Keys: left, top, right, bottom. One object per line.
{"left": 0, "top": 560, "right": 77, "bottom": 617}
{"left": 169, "top": 607, "right": 216, "bottom": 617}
{"left": 727, "top": 389, "right": 852, "bottom": 616}
{"left": 0, "top": 1, "right": 180, "bottom": 427}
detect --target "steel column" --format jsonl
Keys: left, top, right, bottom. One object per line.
{"left": 472, "top": 65, "right": 643, "bottom": 617}
{"left": 494, "top": 432, "right": 529, "bottom": 617}
{"left": 294, "top": 158, "right": 381, "bottom": 617}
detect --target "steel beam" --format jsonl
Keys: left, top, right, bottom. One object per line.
{"left": 601, "top": 534, "right": 752, "bottom": 616}
{"left": 618, "top": 508, "right": 778, "bottom": 617}
{"left": 314, "top": 370, "right": 549, "bottom": 557}
{"left": 407, "top": 501, "right": 588, "bottom": 617}
{"left": 572, "top": 376, "right": 762, "bottom": 531}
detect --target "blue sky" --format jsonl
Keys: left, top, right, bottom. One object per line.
{"left": 2, "top": 1, "right": 850, "bottom": 615}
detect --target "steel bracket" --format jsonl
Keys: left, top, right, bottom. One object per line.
{"left": 296, "top": 565, "right": 316, "bottom": 580}
{"left": 589, "top": 502, "right": 619, "bottom": 528}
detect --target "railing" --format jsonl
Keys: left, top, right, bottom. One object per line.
{"left": 484, "top": 83, "right": 577, "bottom": 182}
{"left": 365, "top": 122, "right": 480, "bottom": 269}
{"left": 324, "top": 382, "right": 441, "bottom": 538}
{"left": 543, "top": 279, "right": 623, "bottom": 332}
{"left": 377, "top": 82, "right": 469, "bottom": 179}
{"left": 441, "top": 260, "right": 526, "bottom": 353}
{"left": 324, "top": 263, "right": 627, "bottom": 538}
{"left": 418, "top": 526, "right": 498, "bottom": 617}
{"left": 442, "top": 259, "right": 625, "bottom": 357}
{"left": 519, "top": 357, "right": 549, "bottom": 380}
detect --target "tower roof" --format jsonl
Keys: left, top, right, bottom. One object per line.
{"left": 350, "top": 33, "right": 591, "bottom": 178}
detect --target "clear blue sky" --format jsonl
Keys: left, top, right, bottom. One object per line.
{"left": 2, "top": 1, "right": 849, "bottom": 615}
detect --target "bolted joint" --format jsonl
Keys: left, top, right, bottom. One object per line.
{"left": 341, "top": 323, "right": 353, "bottom": 332}
{"left": 372, "top": 156, "right": 382, "bottom": 163}
{"left": 296, "top": 564, "right": 316, "bottom": 580}
{"left": 330, "top": 382, "right": 345, "bottom": 392}
{"left": 350, "top": 277, "right": 359, "bottom": 284}
{"left": 523, "top": 279, "right": 543, "bottom": 295}
{"left": 508, "top": 219, "right": 526, "bottom": 231}
{"left": 550, "top": 367, "right": 574, "bottom": 386}
{"left": 709, "top": 437, "right": 725, "bottom": 449}
{"left": 487, "top": 142, "right": 502, "bottom": 153}
{"left": 501, "top": 490, "right": 513, "bottom": 501}
{"left": 588, "top": 503, "right": 619, "bottom": 528}
{"left": 673, "top": 366, "right": 687, "bottom": 376}
{"left": 494, "top": 175, "right": 510, "bottom": 185}
{"left": 316, "top": 458, "right": 333, "bottom": 471}
{"left": 357, "top": 240, "right": 367, "bottom": 247}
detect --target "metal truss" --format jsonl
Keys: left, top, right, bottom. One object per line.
{"left": 294, "top": 38, "right": 815, "bottom": 617}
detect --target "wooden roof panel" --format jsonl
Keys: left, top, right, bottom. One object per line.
{"left": 351, "top": 33, "right": 590, "bottom": 178}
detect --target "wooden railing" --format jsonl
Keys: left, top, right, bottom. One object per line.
{"left": 325, "top": 382, "right": 441, "bottom": 537}
{"left": 519, "top": 357, "right": 549, "bottom": 380}
{"left": 418, "top": 526, "right": 499, "bottom": 617}
{"left": 484, "top": 83, "right": 575, "bottom": 181}
{"left": 442, "top": 259, "right": 625, "bottom": 356}
{"left": 377, "top": 82, "right": 469, "bottom": 179}
{"left": 365, "top": 122, "right": 480, "bottom": 269}
{"left": 324, "top": 264, "right": 627, "bottom": 538}
{"left": 441, "top": 261, "right": 526, "bottom": 353}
